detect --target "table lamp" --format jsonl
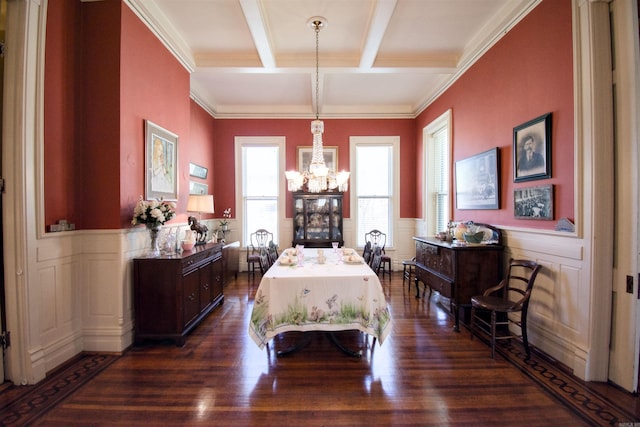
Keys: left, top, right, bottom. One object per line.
{"left": 186, "top": 194, "right": 215, "bottom": 245}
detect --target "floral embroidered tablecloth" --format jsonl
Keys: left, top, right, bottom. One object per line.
{"left": 248, "top": 249, "right": 392, "bottom": 349}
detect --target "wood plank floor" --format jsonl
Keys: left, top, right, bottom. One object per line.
{"left": 3, "top": 271, "right": 639, "bottom": 426}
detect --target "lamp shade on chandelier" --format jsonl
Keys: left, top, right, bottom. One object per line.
{"left": 285, "top": 17, "right": 350, "bottom": 193}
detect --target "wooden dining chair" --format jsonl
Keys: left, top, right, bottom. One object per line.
{"left": 362, "top": 241, "right": 373, "bottom": 266}
{"left": 369, "top": 246, "right": 383, "bottom": 275}
{"left": 267, "top": 241, "right": 279, "bottom": 266}
{"left": 364, "top": 230, "right": 391, "bottom": 278}
{"left": 247, "top": 229, "right": 272, "bottom": 277}
{"left": 470, "top": 259, "right": 542, "bottom": 359}
{"left": 258, "top": 247, "right": 272, "bottom": 275}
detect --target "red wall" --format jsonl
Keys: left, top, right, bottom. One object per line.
{"left": 119, "top": 3, "right": 192, "bottom": 227}
{"left": 416, "top": 0, "right": 574, "bottom": 229}
{"left": 212, "top": 118, "right": 416, "bottom": 219}
{"left": 44, "top": 0, "right": 82, "bottom": 228}
{"left": 43, "top": 0, "right": 573, "bottom": 232}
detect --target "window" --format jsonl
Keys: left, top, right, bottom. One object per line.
{"left": 425, "top": 110, "right": 452, "bottom": 236}
{"left": 351, "top": 137, "right": 399, "bottom": 247}
{"left": 235, "top": 137, "right": 284, "bottom": 247}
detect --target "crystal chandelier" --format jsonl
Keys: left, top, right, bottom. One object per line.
{"left": 285, "top": 17, "right": 350, "bottom": 193}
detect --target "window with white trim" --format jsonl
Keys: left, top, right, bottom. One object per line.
{"left": 237, "top": 139, "right": 282, "bottom": 246}
{"left": 425, "top": 110, "right": 452, "bottom": 236}
{"left": 354, "top": 141, "right": 396, "bottom": 247}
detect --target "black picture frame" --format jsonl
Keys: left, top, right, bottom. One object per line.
{"left": 513, "top": 112, "right": 551, "bottom": 182}
{"left": 514, "top": 184, "right": 554, "bottom": 220}
{"left": 455, "top": 147, "right": 500, "bottom": 210}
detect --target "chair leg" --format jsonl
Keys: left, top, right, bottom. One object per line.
{"left": 470, "top": 306, "right": 476, "bottom": 341}
{"left": 490, "top": 310, "right": 497, "bottom": 359}
{"left": 521, "top": 309, "right": 531, "bottom": 359}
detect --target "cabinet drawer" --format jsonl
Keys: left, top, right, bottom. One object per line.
{"left": 182, "top": 247, "right": 219, "bottom": 271}
{"left": 417, "top": 267, "right": 452, "bottom": 299}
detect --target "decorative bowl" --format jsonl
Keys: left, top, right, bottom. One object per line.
{"left": 181, "top": 240, "right": 195, "bottom": 251}
{"left": 463, "top": 231, "right": 485, "bottom": 244}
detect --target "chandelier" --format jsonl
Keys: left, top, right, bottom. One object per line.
{"left": 285, "top": 17, "right": 350, "bottom": 193}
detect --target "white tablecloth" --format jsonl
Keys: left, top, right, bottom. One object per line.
{"left": 248, "top": 248, "right": 392, "bottom": 349}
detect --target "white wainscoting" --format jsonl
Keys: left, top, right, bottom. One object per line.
{"left": 502, "top": 227, "right": 589, "bottom": 379}
{"left": 30, "top": 225, "right": 188, "bottom": 376}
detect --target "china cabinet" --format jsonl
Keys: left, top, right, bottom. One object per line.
{"left": 292, "top": 192, "right": 343, "bottom": 248}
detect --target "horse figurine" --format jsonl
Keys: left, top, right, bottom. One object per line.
{"left": 188, "top": 216, "right": 209, "bottom": 245}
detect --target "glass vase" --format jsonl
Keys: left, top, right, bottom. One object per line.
{"left": 147, "top": 224, "right": 162, "bottom": 256}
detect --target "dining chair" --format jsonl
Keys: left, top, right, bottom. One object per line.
{"left": 369, "top": 246, "right": 383, "bottom": 275}
{"left": 247, "top": 229, "right": 273, "bottom": 277}
{"left": 267, "top": 241, "right": 279, "bottom": 266}
{"left": 258, "top": 247, "right": 272, "bottom": 275}
{"left": 362, "top": 241, "right": 373, "bottom": 266}
{"left": 364, "top": 230, "right": 391, "bottom": 278}
{"left": 470, "top": 259, "right": 542, "bottom": 359}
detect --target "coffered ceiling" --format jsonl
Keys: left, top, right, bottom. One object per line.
{"left": 126, "top": 0, "right": 540, "bottom": 118}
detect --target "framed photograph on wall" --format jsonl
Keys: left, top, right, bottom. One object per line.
{"left": 455, "top": 147, "right": 500, "bottom": 210}
{"left": 297, "top": 146, "right": 338, "bottom": 172}
{"left": 189, "top": 162, "right": 208, "bottom": 179}
{"left": 514, "top": 184, "right": 554, "bottom": 220}
{"left": 145, "top": 120, "right": 178, "bottom": 200}
{"left": 513, "top": 112, "right": 551, "bottom": 182}
{"left": 189, "top": 181, "right": 208, "bottom": 195}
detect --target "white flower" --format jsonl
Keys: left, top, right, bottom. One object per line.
{"left": 131, "top": 196, "right": 176, "bottom": 227}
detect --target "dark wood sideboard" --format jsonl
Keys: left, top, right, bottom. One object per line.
{"left": 133, "top": 242, "right": 224, "bottom": 345}
{"left": 222, "top": 241, "right": 240, "bottom": 285}
{"left": 413, "top": 230, "right": 503, "bottom": 332}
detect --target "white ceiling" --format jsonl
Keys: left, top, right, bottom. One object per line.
{"left": 126, "top": 0, "right": 540, "bottom": 118}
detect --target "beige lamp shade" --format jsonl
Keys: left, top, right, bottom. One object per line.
{"left": 187, "top": 194, "right": 215, "bottom": 214}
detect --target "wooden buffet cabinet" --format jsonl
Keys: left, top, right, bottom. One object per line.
{"left": 133, "top": 242, "right": 224, "bottom": 345}
{"left": 413, "top": 227, "right": 503, "bottom": 331}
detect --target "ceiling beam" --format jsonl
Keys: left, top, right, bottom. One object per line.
{"left": 239, "top": 0, "right": 276, "bottom": 69}
{"left": 359, "top": 0, "right": 398, "bottom": 69}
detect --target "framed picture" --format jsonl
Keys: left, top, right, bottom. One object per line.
{"left": 297, "top": 146, "right": 338, "bottom": 172}
{"left": 145, "top": 120, "right": 178, "bottom": 200}
{"left": 514, "top": 184, "right": 554, "bottom": 220}
{"left": 189, "top": 181, "right": 208, "bottom": 195}
{"left": 455, "top": 147, "right": 500, "bottom": 210}
{"left": 189, "top": 162, "right": 208, "bottom": 179}
{"left": 513, "top": 113, "right": 551, "bottom": 182}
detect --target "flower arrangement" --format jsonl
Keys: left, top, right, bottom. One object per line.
{"left": 131, "top": 196, "right": 176, "bottom": 228}
{"left": 219, "top": 208, "right": 232, "bottom": 227}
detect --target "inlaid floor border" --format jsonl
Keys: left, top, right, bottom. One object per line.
{"left": 498, "top": 341, "right": 636, "bottom": 426}
{"left": 0, "top": 353, "right": 118, "bottom": 426}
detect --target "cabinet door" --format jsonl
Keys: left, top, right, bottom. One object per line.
{"left": 212, "top": 257, "right": 224, "bottom": 303}
{"left": 199, "top": 261, "right": 213, "bottom": 311}
{"left": 182, "top": 268, "right": 201, "bottom": 328}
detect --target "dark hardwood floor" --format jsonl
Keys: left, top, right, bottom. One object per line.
{"left": 2, "top": 270, "right": 639, "bottom": 426}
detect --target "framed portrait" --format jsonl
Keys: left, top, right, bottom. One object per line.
{"left": 513, "top": 113, "right": 551, "bottom": 182}
{"left": 514, "top": 184, "right": 554, "bottom": 220}
{"left": 145, "top": 120, "right": 178, "bottom": 200}
{"left": 455, "top": 147, "right": 500, "bottom": 210}
{"left": 189, "top": 181, "right": 208, "bottom": 195}
{"left": 297, "top": 146, "right": 338, "bottom": 172}
{"left": 189, "top": 162, "right": 208, "bottom": 179}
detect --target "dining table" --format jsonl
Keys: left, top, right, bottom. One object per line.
{"left": 248, "top": 247, "right": 392, "bottom": 356}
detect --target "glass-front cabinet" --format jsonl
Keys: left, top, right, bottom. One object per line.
{"left": 292, "top": 192, "right": 343, "bottom": 248}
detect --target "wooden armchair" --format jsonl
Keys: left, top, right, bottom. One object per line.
{"left": 470, "top": 259, "right": 542, "bottom": 359}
